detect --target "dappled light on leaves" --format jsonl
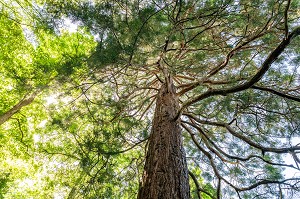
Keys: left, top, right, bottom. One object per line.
{"left": 1, "top": 0, "right": 300, "bottom": 198}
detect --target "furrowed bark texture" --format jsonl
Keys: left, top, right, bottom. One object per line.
{"left": 138, "top": 83, "right": 190, "bottom": 199}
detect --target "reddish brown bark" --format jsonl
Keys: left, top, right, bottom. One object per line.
{"left": 138, "top": 82, "right": 190, "bottom": 199}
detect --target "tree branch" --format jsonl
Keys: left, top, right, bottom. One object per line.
{"left": 182, "top": 121, "right": 238, "bottom": 164}
{"left": 184, "top": 113, "right": 300, "bottom": 154}
{"left": 184, "top": 118, "right": 297, "bottom": 166}
{"left": 188, "top": 170, "right": 218, "bottom": 199}
{"left": 97, "top": 137, "right": 148, "bottom": 155}
{"left": 236, "top": 178, "right": 300, "bottom": 192}
{"left": 251, "top": 85, "right": 300, "bottom": 102}
{"left": 184, "top": 119, "right": 300, "bottom": 193}
{"left": 0, "top": 91, "right": 40, "bottom": 125}
{"left": 284, "top": 0, "right": 292, "bottom": 39}
{"left": 128, "top": 4, "right": 168, "bottom": 64}
{"left": 188, "top": 170, "right": 202, "bottom": 199}
{"left": 180, "top": 26, "right": 300, "bottom": 111}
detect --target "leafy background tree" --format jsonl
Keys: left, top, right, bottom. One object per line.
{"left": 1, "top": 0, "right": 300, "bottom": 198}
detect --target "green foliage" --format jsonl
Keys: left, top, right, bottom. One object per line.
{"left": 1, "top": 0, "right": 300, "bottom": 198}
{"left": 0, "top": 172, "right": 10, "bottom": 199}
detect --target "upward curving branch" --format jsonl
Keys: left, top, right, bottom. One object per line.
{"left": 180, "top": 26, "right": 300, "bottom": 111}
{"left": 0, "top": 90, "right": 40, "bottom": 126}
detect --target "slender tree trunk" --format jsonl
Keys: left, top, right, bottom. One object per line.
{"left": 0, "top": 91, "right": 38, "bottom": 126}
{"left": 138, "top": 82, "right": 190, "bottom": 199}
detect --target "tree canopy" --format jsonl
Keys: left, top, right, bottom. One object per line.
{"left": 1, "top": 0, "right": 300, "bottom": 198}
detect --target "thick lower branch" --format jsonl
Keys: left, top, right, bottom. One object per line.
{"left": 181, "top": 26, "right": 300, "bottom": 111}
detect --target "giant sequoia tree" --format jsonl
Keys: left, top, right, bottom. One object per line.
{"left": 1, "top": 0, "right": 300, "bottom": 198}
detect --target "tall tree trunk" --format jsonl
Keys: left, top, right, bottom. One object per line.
{"left": 138, "top": 82, "right": 190, "bottom": 199}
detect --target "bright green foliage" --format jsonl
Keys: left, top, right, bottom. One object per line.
{"left": 0, "top": 172, "right": 10, "bottom": 199}
{"left": 1, "top": 0, "right": 300, "bottom": 198}
{"left": 0, "top": 11, "right": 34, "bottom": 114}
{"left": 0, "top": 1, "right": 96, "bottom": 198}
